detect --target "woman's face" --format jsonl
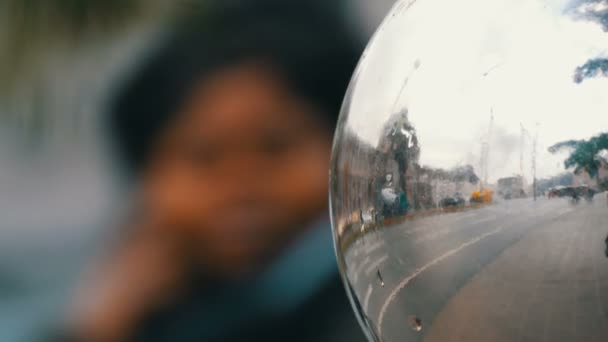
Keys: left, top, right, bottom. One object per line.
{"left": 142, "top": 63, "right": 333, "bottom": 278}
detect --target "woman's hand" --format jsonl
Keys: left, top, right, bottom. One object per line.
{"left": 67, "top": 228, "right": 186, "bottom": 341}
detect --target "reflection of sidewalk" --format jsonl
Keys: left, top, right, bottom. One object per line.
{"left": 426, "top": 203, "right": 608, "bottom": 342}
{"left": 339, "top": 203, "right": 492, "bottom": 252}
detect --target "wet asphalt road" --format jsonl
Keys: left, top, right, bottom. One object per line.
{"left": 345, "top": 195, "right": 608, "bottom": 341}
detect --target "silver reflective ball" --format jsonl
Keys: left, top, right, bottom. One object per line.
{"left": 330, "top": 0, "right": 608, "bottom": 341}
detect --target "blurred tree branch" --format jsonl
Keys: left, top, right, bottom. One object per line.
{"left": 574, "top": 58, "right": 608, "bottom": 83}
{"left": 0, "top": 0, "right": 188, "bottom": 94}
{"left": 549, "top": 133, "right": 608, "bottom": 181}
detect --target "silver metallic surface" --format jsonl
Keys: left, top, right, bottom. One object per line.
{"left": 330, "top": 0, "right": 608, "bottom": 341}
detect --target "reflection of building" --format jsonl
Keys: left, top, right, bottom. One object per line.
{"left": 331, "top": 128, "right": 386, "bottom": 236}
{"left": 409, "top": 179, "right": 434, "bottom": 209}
{"left": 376, "top": 111, "right": 482, "bottom": 210}
{"left": 331, "top": 109, "right": 423, "bottom": 236}
{"left": 497, "top": 176, "right": 526, "bottom": 199}
{"left": 331, "top": 110, "right": 483, "bottom": 237}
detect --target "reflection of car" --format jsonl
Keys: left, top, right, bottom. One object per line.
{"left": 470, "top": 189, "right": 493, "bottom": 204}
{"left": 548, "top": 186, "right": 564, "bottom": 198}
{"left": 578, "top": 186, "right": 596, "bottom": 202}
{"left": 440, "top": 193, "right": 466, "bottom": 208}
{"left": 552, "top": 185, "right": 597, "bottom": 202}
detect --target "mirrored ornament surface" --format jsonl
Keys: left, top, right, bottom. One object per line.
{"left": 330, "top": 0, "right": 608, "bottom": 341}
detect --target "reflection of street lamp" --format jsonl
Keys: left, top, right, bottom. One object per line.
{"left": 520, "top": 123, "right": 525, "bottom": 178}
{"left": 391, "top": 60, "right": 421, "bottom": 112}
{"left": 532, "top": 123, "right": 540, "bottom": 201}
{"left": 479, "top": 113, "right": 494, "bottom": 191}
{"left": 520, "top": 123, "right": 540, "bottom": 200}
{"left": 479, "top": 142, "right": 487, "bottom": 191}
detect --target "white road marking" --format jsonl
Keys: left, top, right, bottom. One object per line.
{"left": 365, "top": 240, "right": 384, "bottom": 253}
{"left": 377, "top": 225, "right": 504, "bottom": 337}
{"left": 350, "top": 256, "right": 370, "bottom": 285}
{"left": 412, "top": 215, "right": 498, "bottom": 244}
{"left": 469, "top": 215, "right": 498, "bottom": 226}
{"left": 365, "top": 255, "right": 388, "bottom": 276}
{"left": 403, "top": 211, "right": 490, "bottom": 236}
{"left": 363, "top": 284, "right": 373, "bottom": 312}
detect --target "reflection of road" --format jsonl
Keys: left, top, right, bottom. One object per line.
{"left": 344, "top": 197, "right": 608, "bottom": 342}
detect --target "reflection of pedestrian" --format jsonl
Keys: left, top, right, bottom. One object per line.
{"left": 385, "top": 173, "right": 393, "bottom": 187}
{"left": 571, "top": 190, "right": 580, "bottom": 203}
{"left": 68, "top": 2, "right": 365, "bottom": 342}
{"left": 398, "top": 192, "right": 408, "bottom": 214}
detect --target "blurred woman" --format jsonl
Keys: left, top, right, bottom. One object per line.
{"left": 69, "top": 2, "right": 366, "bottom": 341}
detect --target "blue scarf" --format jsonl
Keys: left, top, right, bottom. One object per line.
{"left": 167, "top": 218, "right": 338, "bottom": 340}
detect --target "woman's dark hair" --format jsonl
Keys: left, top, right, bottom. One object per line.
{"left": 107, "top": 0, "right": 362, "bottom": 175}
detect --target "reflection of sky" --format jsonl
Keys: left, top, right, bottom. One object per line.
{"left": 345, "top": 0, "right": 608, "bottom": 182}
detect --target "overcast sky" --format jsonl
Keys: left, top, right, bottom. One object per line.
{"left": 344, "top": 0, "right": 608, "bottom": 182}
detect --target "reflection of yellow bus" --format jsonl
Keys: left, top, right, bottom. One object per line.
{"left": 470, "top": 189, "right": 493, "bottom": 204}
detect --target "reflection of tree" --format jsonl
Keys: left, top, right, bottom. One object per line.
{"left": 548, "top": 139, "right": 582, "bottom": 153}
{"left": 568, "top": 0, "right": 608, "bottom": 83}
{"left": 552, "top": 0, "right": 608, "bottom": 182}
{"left": 419, "top": 165, "right": 479, "bottom": 184}
{"left": 574, "top": 58, "right": 608, "bottom": 83}
{"left": 549, "top": 132, "right": 608, "bottom": 185}
{"left": 448, "top": 165, "right": 480, "bottom": 184}
{"left": 568, "top": 0, "right": 608, "bottom": 31}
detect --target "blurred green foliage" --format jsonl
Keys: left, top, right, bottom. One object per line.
{"left": 0, "top": 0, "right": 182, "bottom": 94}
{"left": 574, "top": 58, "right": 608, "bottom": 83}
{"left": 549, "top": 133, "right": 608, "bottom": 182}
